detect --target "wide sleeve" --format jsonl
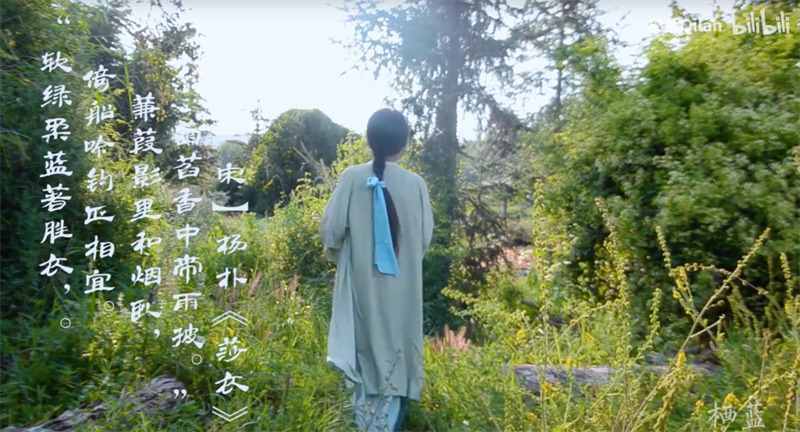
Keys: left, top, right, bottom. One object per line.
{"left": 320, "top": 168, "right": 352, "bottom": 263}
{"left": 420, "top": 177, "right": 433, "bottom": 256}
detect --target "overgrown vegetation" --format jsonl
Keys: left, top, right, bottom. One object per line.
{"left": 1, "top": 0, "right": 798, "bottom": 431}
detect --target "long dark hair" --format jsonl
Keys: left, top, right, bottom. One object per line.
{"left": 366, "top": 108, "right": 408, "bottom": 253}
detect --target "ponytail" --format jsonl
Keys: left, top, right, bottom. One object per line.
{"left": 373, "top": 154, "right": 400, "bottom": 253}
{"left": 366, "top": 108, "right": 408, "bottom": 254}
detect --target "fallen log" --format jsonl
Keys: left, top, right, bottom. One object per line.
{"left": 1, "top": 375, "right": 185, "bottom": 432}
{"left": 504, "top": 363, "right": 718, "bottom": 397}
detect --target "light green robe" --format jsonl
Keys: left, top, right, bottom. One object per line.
{"left": 320, "top": 161, "right": 433, "bottom": 401}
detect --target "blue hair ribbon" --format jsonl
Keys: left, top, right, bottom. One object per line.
{"left": 366, "top": 176, "right": 401, "bottom": 277}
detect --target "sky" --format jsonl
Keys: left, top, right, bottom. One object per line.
{"left": 125, "top": 0, "right": 736, "bottom": 143}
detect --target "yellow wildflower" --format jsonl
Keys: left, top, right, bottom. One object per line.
{"left": 695, "top": 399, "right": 704, "bottom": 409}
{"left": 541, "top": 381, "right": 559, "bottom": 395}
{"left": 525, "top": 412, "right": 536, "bottom": 422}
{"left": 677, "top": 268, "right": 689, "bottom": 291}
{"left": 676, "top": 350, "right": 686, "bottom": 367}
{"left": 723, "top": 392, "right": 740, "bottom": 408}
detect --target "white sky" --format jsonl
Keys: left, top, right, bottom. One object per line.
{"left": 125, "top": 0, "right": 735, "bottom": 140}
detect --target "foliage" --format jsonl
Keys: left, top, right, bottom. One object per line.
{"left": 215, "top": 139, "right": 247, "bottom": 168}
{"left": 4, "top": 181, "right": 799, "bottom": 430}
{"left": 336, "top": 0, "right": 533, "bottom": 315}
{"left": 435, "top": 195, "right": 799, "bottom": 431}
{"left": 337, "top": 0, "right": 528, "bottom": 145}
{"left": 338, "top": 0, "right": 625, "bottom": 336}
{"left": 0, "top": 0, "right": 209, "bottom": 322}
{"left": 3, "top": 1, "right": 800, "bottom": 431}
{"left": 524, "top": 3, "right": 800, "bottom": 332}
{"left": 241, "top": 109, "right": 349, "bottom": 216}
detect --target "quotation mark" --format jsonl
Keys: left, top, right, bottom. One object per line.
{"left": 172, "top": 389, "right": 187, "bottom": 399}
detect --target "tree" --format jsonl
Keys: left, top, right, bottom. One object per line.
{"left": 339, "top": 0, "right": 625, "bottom": 331}
{"left": 214, "top": 139, "right": 248, "bottom": 204}
{"left": 339, "top": 0, "right": 533, "bottom": 225}
{"left": 0, "top": 0, "right": 211, "bottom": 320}
{"left": 338, "top": 1, "right": 536, "bottom": 329}
{"left": 217, "top": 139, "right": 248, "bottom": 168}
{"left": 529, "top": 2, "right": 800, "bottom": 330}
{"left": 514, "top": 0, "right": 619, "bottom": 127}
{"left": 242, "top": 109, "right": 349, "bottom": 216}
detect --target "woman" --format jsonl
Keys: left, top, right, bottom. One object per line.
{"left": 320, "top": 108, "right": 433, "bottom": 431}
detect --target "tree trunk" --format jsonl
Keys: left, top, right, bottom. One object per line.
{"left": 422, "top": 0, "right": 464, "bottom": 229}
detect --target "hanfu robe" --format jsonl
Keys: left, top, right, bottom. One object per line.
{"left": 320, "top": 160, "right": 433, "bottom": 402}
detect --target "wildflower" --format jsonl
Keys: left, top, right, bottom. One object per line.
{"left": 676, "top": 350, "right": 686, "bottom": 367}
{"left": 695, "top": 399, "right": 704, "bottom": 409}
{"left": 677, "top": 268, "right": 689, "bottom": 291}
{"left": 525, "top": 412, "right": 536, "bottom": 421}
{"left": 723, "top": 392, "right": 740, "bottom": 408}
{"left": 541, "top": 381, "right": 559, "bottom": 395}
{"left": 516, "top": 328, "right": 527, "bottom": 344}
{"left": 565, "top": 356, "right": 576, "bottom": 368}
